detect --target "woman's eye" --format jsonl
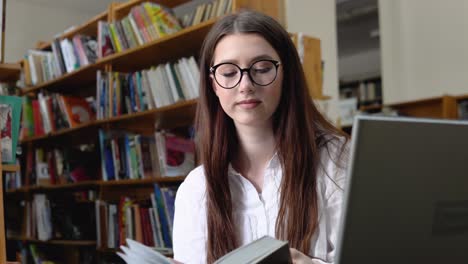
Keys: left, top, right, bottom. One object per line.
{"left": 221, "top": 71, "right": 237, "bottom": 78}
{"left": 253, "top": 67, "right": 272, "bottom": 74}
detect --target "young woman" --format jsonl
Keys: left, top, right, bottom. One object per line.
{"left": 173, "top": 10, "right": 349, "bottom": 264}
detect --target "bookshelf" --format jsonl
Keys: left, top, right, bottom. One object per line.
{"left": 386, "top": 95, "right": 460, "bottom": 119}
{"left": 339, "top": 76, "right": 382, "bottom": 109}
{"left": 0, "top": 63, "right": 21, "bottom": 82}
{"left": 342, "top": 94, "right": 468, "bottom": 134}
{"left": 0, "top": 62, "right": 22, "bottom": 263}
{"left": 361, "top": 95, "right": 464, "bottom": 119}
{"left": 7, "top": 236, "right": 96, "bottom": 246}
{"left": 290, "top": 33, "right": 324, "bottom": 100}
{"left": 20, "top": 99, "right": 197, "bottom": 145}
{"left": 1, "top": 143, "right": 22, "bottom": 264}
{"left": 6, "top": 0, "right": 325, "bottom": 263}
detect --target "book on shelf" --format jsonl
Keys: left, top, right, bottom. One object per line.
{"left": 0, "top": 82, "right": 17, "bottom": 95}
{"left": 29, "top": 244, "right": 57, "bottom": 264}
{"left": 4, "top": 169, "right": 21, "bottom": 190}
{"left": 96, "top": 55, "right": 199, "bottom": 120}
{"left": 50, "top": 194, "right": 96, "bottom": 240}
{"left": 20, "top": 96, "right": 34, "bottom": 139}
{"left": 155, "top": 131, "right": 195, "bottom": 177}
{"left": 12, "top": 191, "right": 96, "bottom": 241}
{"left": 21, "top": 93, "right": 95, "bottom": 138}
{"left": 59, "top": 95, "right": 95, "bottom": 127}
{"left": 117, "top": 236, "right": 291, "bottom": 264}
{"left": 26, "top": 144, "right": 99, "bottom": 187}
{"left": 338, "top": 97, "right": 358, "bottom": 127}
{"left": 0, "top": 95, "right": 22, "bottom": 164}
{"left": 33, "top": 194, "right": 53, "bottom": 241}
{"left": 97, "top": 2, "right": 182, "bottom": 57}
{"left": 339, "top": 77, "right": 382, "bottom": 106}
{"left": 95, "top": 183, "right": 178, "bottom": 250}
{"left": 179, "top": 0, "right": 233, "bottom": 28}
{"left": 458, "top": 100, "right": 468, "bottom": 120}
{"left": 98, "top": 128, "right": 195, "bottom": 181}
{"left": 21, "top": 33, "right": 98, "bottom": 87}
{"left": 13, "top": 242, "right": 96, "bottom": 263}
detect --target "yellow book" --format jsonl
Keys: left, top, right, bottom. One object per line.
{"left": 108, "top": 23, "right": 122, "bottom": 52}
{"left": 139, "top": 5, "right": 159, "bottom": 40}
{"left": 144, "top": 3, "right": 165, "bottom": 37}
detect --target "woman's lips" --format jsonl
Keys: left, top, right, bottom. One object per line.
{"left": 237, "top": 99, "right": 261, "bottom": 109}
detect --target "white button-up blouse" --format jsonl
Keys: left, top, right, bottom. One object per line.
{"left": 173, "top": 140, "right": 348, "bottom": 264}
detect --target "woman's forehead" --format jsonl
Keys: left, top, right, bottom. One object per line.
{"left": 213, "top": 33, "right": 279, "bottom": 64}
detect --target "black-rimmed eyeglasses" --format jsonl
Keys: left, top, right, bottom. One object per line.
{"left": 210, "top": 59, "right": 281, "bottom": 89}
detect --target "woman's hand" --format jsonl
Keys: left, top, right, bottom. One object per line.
{"left": 290, "top": 248, "right": 315, "bottom": 264}
{"left": 169, "top": 258, "right": 183, "bottom": 264}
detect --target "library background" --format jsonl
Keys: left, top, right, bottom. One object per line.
{"left": 0, "top": 0, "right": 466, "bottom": 263}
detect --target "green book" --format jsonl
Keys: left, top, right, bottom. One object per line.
{"left": 0, "top": 95, "right": 22, "bottom": 164}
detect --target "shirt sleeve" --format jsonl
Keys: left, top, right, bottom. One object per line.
{"left": 173, "top": 169, "right": 207, "bottom": 264}
{"left": 324, "top": 187, "right": 344, "bottom": 264}
{"left": 321, "top": 138, "right": 349, "bottom": 264}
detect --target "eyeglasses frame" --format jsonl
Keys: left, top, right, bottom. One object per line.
{"left": 209, "top": 59, "right": 282, "bottom": 89}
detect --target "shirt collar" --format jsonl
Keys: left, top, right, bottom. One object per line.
{"left": 228, "top": 152, "right": 280, "bottom": 174}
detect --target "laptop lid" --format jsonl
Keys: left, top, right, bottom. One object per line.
{"left": 336, "top": 116, "right": 468, "bottom": 264}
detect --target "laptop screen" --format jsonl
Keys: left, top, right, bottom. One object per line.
{"left": 335, "top": 116, "right": 468, "bottom": 264}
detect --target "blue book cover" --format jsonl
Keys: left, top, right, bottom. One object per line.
{"left": 98, "top": 130, "right": 107, "bottom": 180}
{"left": 136, "top": 71, "right": 146, "bottom": 111}
{"left": 161, "top": 187, "right": 177, "bottom": 233}
{"left": 154, "top": 183, "right": 172, "bottom": 248}
{"left": 128, "top": 74, "right": 137, "bottom": 113}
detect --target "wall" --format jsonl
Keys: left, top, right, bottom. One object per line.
{"left": 339, "top": 48, "right": 380, "bottom": 82}
{"left": 286, "top": 0, "right": 340, "bottom": 123}
{"left": 4, "top": 0, "right": 102, "bottom": 62}
{"left": 379, "top": 0, "right": 468, "bottom": 104}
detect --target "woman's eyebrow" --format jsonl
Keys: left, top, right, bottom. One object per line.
{"left": 250, "top": 54, "right": 274, "bottom": 62}
{"left": 215, "top": 54, "right": 275, "bottom": 65}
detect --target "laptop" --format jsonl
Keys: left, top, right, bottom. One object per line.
{"left": 336, "top": 115, "right": 468, "bottom": 264}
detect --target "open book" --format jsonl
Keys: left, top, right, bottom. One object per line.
{"left": 118, "top": 236, "right": 291, "bottom": 264}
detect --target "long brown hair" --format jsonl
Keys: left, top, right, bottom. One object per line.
{"left": 195, "top": 10, "right": 348, "bottom": 263}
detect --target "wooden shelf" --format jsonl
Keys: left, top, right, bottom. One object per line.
{"left": 5, "top": 187, "right": 29, "bottom": 194}
{"left": 20, "top": 119, "right": 99, "bottom": 144}
{"left": 0, "top": 63, "right": 21, "bottom": 82}
{"left": 28, "top": 180, "right": 99, "bottom": 192}
{"left": 20, "top": 18, "right": 214, "bottom": 96}
{"left": 97, "top": 246, "right": 173, "bottom": 256}
{"left": 20, "top": 62, "right": 104, "bottom": 95}
{"left": 7, "top": 236, "right": 96, "bottom": 246}
{"left": 455, "top": 94, "right": 468, "bottom": 101}
{"left": 114, "top": 0, "right": 189, "bottom": 16}
{"left": 360, "top": 104, "right": 383, "bottom": 112}
{"left": 37, "top": 11, "right": 108, "bottom": 51}
{"left": 62, "top": 11, "right": 108, "bottom": 41}
{"left": 99, "top": 176, "right": 186, "bottom": 186}
{"left": 387, "top": 95, "right": 458, "bottom": 119}
{"left": 6, "top": 176, "right": 185, "bottom": 194}
{"left": 1, "top": 164, "right": 20, "bottom": 172}
{"left": 20, "top": 99, "right": 197, "bottom": 144}
{"left": 100, "top": 18, "right": 215, "bottom": 72}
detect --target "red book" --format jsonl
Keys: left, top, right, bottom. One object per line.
{"left": 59, "top": 95, "right": 95, "bottom": 128}
{"left": 32, "top": 99, "right": 45, "bottom": 136}
{"left": 131, "top": 7, "right": 152, "bottom": 42}
{"left": 47, "top": 151, "right": 57, "bottom": 185}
